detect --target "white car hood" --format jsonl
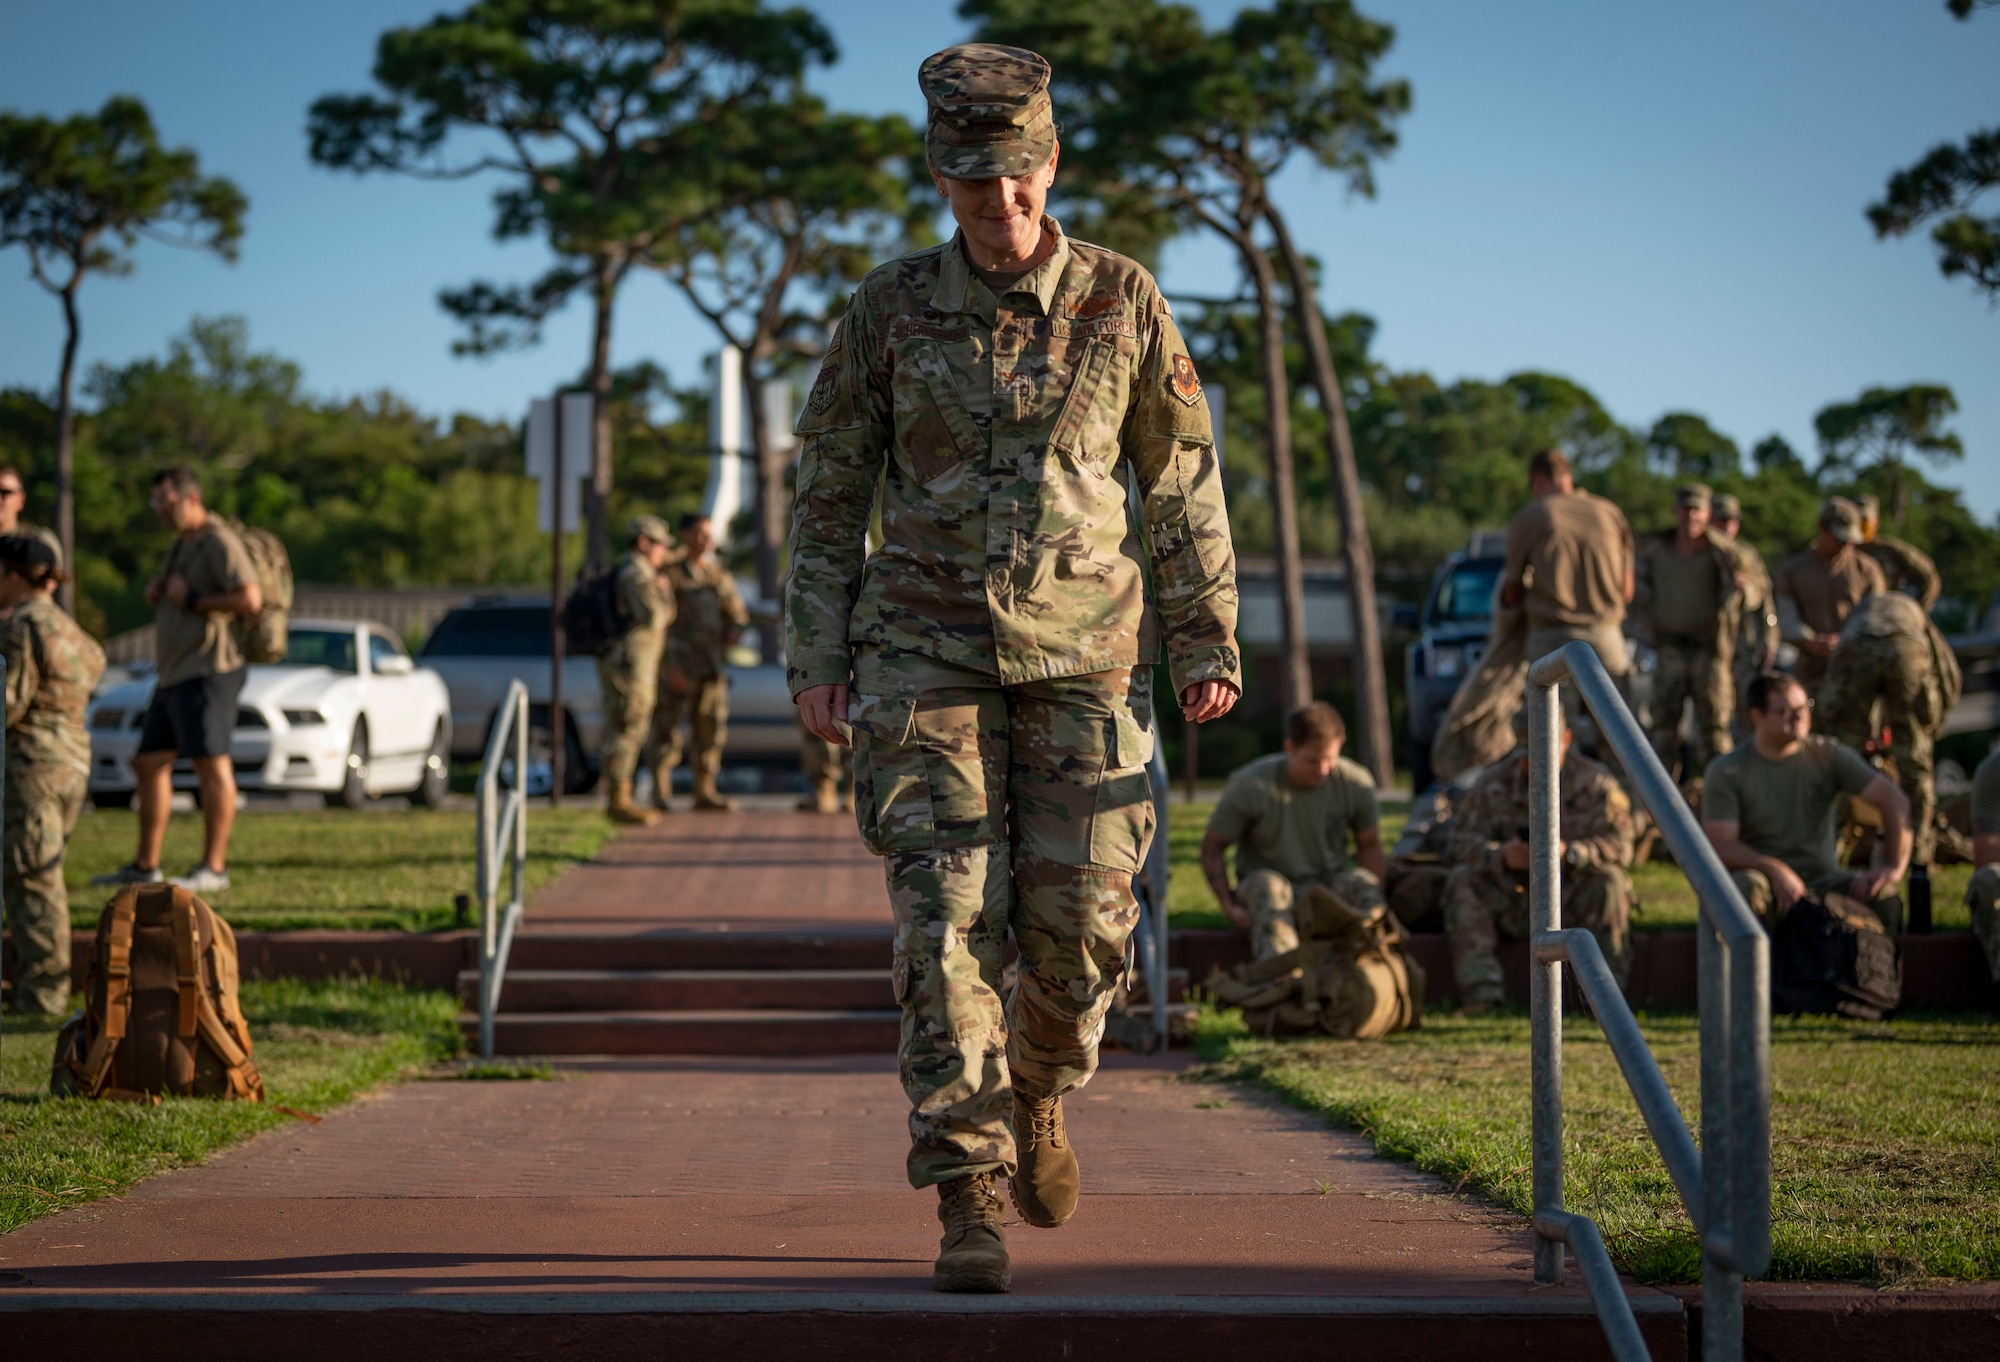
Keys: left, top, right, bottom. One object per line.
{"left": 239, "top": 665, "right": 342, "bottom": 708}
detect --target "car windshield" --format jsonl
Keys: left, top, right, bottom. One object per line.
{"left": 1432, "top": 560, "right": 1502, "bottom": 625}
{"left": 284, "top": 629, "right": 357, "bottom": 673}
{"left": 420, "top": 607, "right": 551, "bottom": 658}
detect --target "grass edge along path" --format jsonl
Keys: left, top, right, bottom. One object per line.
{"left": 1191, "top": 1007, "right": 2000, "bottom": 1288}
{"left": 1, "top": 977, "right": 461, "bottom": 1234}
{"left": 63, "top": 808, "right": 613, "bottom": 932}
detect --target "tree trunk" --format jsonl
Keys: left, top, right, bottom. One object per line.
{"left": 744, "top": 354, "right": 789, "bottom": 663}
{"left": 583, "top": 262, "right": 617, "bottom": 570}
{"left": 1242, "top": 236, "right": 1312, "bottom": 713}
{"left": 53, "top": 283, "right": 80, "bottom": 615}
{"left": 1266, "top": 207, "right": 1395, "bottom": 786}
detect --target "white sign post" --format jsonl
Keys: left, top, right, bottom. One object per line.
{"left": 524, "top": 391, "right": 592, "bottom": 802}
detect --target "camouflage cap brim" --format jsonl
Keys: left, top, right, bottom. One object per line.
{"left": 927, "top": 120, "right": 1057, "bottom": 181}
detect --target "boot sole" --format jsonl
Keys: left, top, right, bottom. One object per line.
{"left": 932, "top": 1263, "right": 1011, "bottom": 1293}
{"left": 1009, "top": 1176, "right": 1076, "bottom": 1229}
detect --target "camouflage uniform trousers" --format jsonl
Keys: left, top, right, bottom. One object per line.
{"left": 1235, "top": 867, "right": 1385, "bottom": 962}
{"left": 4, "top": 765, "right": 86, "bottom": 1014}
{"left": 1732, "top": 868, "right": 1905, "bottom": 937}
{"left": 650, "top": 668, "right": 728, "bottom": 788}
{"left": 1649, "top": 638, "right": 1732, "bottom": 778}
{"left": 1385, "top": 861, "right": 1450, "bottom": 933}
{"left": 595, "top": 634, "right": 663, "bottom": 790}
{"left": 1815, "top": 630, "right": 1942, "bottom": 865}
{"left": 1968, "top": 865, "right": 2000, "bottom": 985}
{"left": 1444, "top": 862, "right": 1633, "bottom": 1005}
{"left": 849, "top": 649, "right": 1154, "bottom": 1189}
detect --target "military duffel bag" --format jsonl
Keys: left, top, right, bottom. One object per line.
{"left": 1206, "top": 883, "right": 1425, "bottom": 1040}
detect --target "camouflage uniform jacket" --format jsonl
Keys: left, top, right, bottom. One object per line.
{"left": 665, "top": 555, "right": 748, "bottom": 678}
{"left": 1446, "top": 748, "right": 1636, "bottom": 877}
{"left": 2, "top": 595, "right": 106, "bottom": 783}
{"left": 786, "top": 218, "right": 1239, "bottom": 697}
{"left": 606, "top": 552, "right": 673, "bottom": 667}
{"left": 1863, "top": 536, "right": 1941, "bottom": 610}
{"left": 1631, "top": 528, "right": 1745, "bottom": 654}
{"left": 1726, "top": 534, "right": 1778, "bottom": 669}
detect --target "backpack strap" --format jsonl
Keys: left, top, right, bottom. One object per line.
{"left": 75, "top": 890, "right": 139, "bottom": 1098}
{"left": 193, "top": 990, "right": 264, "bottom": 1101}
{"left": 169, "top": 888, "right": 201, "bottom": 1039}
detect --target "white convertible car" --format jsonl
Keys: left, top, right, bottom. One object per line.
{"left": 87, "top": 619, "right": 452, "bottom": 810}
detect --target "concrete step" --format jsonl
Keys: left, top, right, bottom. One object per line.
{"left": 461, "top": 1008, "right": 902, "bottom": 1056}
{"left": 456, "top": 968, "right": 892, "bottom": 1013}
{"left": 506, "top": 930, "right": 891, "bottom": 972}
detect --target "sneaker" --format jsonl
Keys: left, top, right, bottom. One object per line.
{"left": 90, "top": 863, "right": 164, "bottom": 888}
{"left": 171, "top": 864, "right": 231, "bottom": 894}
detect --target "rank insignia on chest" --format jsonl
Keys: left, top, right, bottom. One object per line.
{"left": 1170, "top": 354, "right": 1203, "bottom": 407}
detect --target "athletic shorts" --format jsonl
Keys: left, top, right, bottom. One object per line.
{"left": 138, "top": 669, "right": 247, "bottom": 760}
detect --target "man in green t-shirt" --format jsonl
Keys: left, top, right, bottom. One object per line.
{"left": 93, "top": 466, "right": 263, "bottom": 896}
{"left": 1701, "top": 672, "right": 1910, "bottom": 932}
{"left": 1200, "top": 702, "right": 1386, "bottom": 961}
{"left": 1967, "top": 749, "right": 2000, "bottom": 984}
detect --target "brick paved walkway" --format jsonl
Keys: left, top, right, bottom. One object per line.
{"left": 0, "top": 813, "right": 1690, "bottom": 1357}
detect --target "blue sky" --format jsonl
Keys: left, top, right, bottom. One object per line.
{"left": 3, "top": 0, "right": 1995, "bottom": 514}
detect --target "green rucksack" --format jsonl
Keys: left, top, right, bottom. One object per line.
{"left": 222, "top": 517, "right": 293, "bottom": 664}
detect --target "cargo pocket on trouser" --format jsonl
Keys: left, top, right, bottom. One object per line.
{"left": 849, "top": 690, "right": 926, "bottom": 855}
{"left": 1089, "top": 707, "right": 1156, "bottom": 874}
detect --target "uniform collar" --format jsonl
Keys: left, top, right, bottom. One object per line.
{"left": 935, "top": 216, "right": 1071, "bottom": 317}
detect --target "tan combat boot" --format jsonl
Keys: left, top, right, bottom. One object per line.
{"left": 1010, "top": 1089, "right": 1080, "bottom": 1228}
{"left": 691, "top": 773, "right": 737, "bottom": 812}
{"left": 811, "top": 778, "right": 841, "bottom": 813}
{"left": 933, "top": 1173, "right": 1010, "bottom": 1293}
{"left": 648, "top": 766, "right": 674, "bottom": 813}
{"left": 606, "top": 780, "right": 659, "bottom": 827}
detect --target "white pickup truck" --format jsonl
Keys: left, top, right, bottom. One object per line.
{"left": 417, "top": 594, "right": 799, "bottom": 793}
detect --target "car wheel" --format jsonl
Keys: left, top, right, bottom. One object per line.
{"left": 411, "top": 720, "right": 450, "bottom": 808}
{"left": 326, "top": 721, "right": 370, "bottom": 810}
{"left": 90, "top": 789, "right": 134, "bottom": 811}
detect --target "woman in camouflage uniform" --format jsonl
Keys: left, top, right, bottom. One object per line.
{"left": 0, "top": 536, "right": 105, "bottom": 1014}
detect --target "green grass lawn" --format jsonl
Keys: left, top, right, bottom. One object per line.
{"left": 1166, "top": 797, "right": 1978, "bottom": 933}
{"left": 62, "top": 808, "right": 614, "bottom": 931}
{"left": 0, "top": 977, "right": 460, "bottom": 1233}
{"left": 1195, "top": 1008, "right": 2000, "bottom": 1287}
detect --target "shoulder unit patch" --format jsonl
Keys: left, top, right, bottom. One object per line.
{"left": 1170, "top": 353, "right": 1203, "bottom": 407}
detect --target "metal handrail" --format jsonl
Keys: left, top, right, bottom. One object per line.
{"left": 1526, "top": 642, "right": 1770, "bottom": 1362}
{"left": 1132, "top": 735, "right": 1172, "bottom": 1045}
{"left": 474, "top": 679, "right": 530, "bottom": 1059}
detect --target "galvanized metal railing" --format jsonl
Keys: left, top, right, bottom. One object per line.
{"left": 474, "top": 679, "right": 530, "bottom": 1059}
{"left": 1526, "top": 642, "right": 1770, "bottom": 1362}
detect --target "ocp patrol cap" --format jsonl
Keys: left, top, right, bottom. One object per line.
{"left": 919, "top": 43, "right": 1057, "bottom": 180}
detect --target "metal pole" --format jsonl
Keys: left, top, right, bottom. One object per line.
{"left": 1184, "top": 722, "right": 1198, "bottom": 804}
{"left": 1699, "top": 914, "right": 1739, "bottom": 1360}
{"left": 549, "top": 388, "right": 566, "bottom": 807}
{"left": 1528, "top": 675, "right": 1566, "bottom": 1286}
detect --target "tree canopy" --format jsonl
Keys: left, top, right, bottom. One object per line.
{"left": 0, "top": 94, "right": 245, "bottom": 603}
{"left": 308, "top": 0, "right": 835, "bottom": 562}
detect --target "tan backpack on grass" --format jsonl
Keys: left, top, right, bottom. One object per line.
{"left": 51, "top": 885, "right": 264, "bottom": 1103}
{"left": 1206, "top": 883, "right": 1425, "bottom": 1040}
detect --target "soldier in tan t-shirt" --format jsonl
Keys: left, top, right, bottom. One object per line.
{"left": 1774, "top": 497, "right": 1887, "bottom": 697}
{"left": 1501, "top": 448, "right": 1635, "bottom": 738}
{"left": 93, "top": 467, "right": 263, "bottom": 897}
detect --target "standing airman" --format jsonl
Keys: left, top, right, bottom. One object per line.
{"left": 0, "top": 536, "right": 104, "bottom": 1015}
{"left": 1631, "top": 483, "right": 1743, "bottom": 782}
{"left": 786, "top": 43, "right": 1238, "bottom": 1294}
{"left": 1856, "top": 494, "right": 1941, "bottom": 608}
{"left": 650, "top": 512, "right": 749, "bottom": 813}
{"left": 1774, "top": 497, "right": 1887, "bottom": 698}
{"left": 598, "top": 516, "right": 676, "bottom": 826}
{"left": 1710, "top": 493, "right": 1777, "bottom": 744}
